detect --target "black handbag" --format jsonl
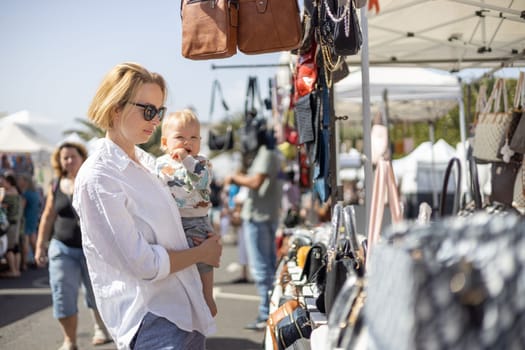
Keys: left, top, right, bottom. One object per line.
{"left": 319, "top": 0, "right": 362, "bottom": 56}
{"left": 275, "top": 306, "right": 312, "bottom": 350}
{"left": 491, "top": 161, "right": 521, "bottom": 206}
{"left": 439, "top": 157, "right": 462, "bottom": 217}
{"left": 207, "top": 80, "right": 234, "bottom": 151}
{"left": 323, "top": 203, "right": 363, "bottom": 316}
{"left": 208, "top": 126, "right": 234, "bottom": 151}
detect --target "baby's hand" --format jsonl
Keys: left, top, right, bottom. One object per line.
{"left": 171, "top": 148, "right": 188, "bottom": 161}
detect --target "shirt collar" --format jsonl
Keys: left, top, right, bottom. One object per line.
{"left": 100, "top": 138, "right": 155, "bottom": 172}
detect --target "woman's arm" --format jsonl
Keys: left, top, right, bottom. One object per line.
{"left": 167, "top": 233, "right": 222, "bottom": 273}
{"left": 35, "top": 187, "right": 57, "bottom": 266}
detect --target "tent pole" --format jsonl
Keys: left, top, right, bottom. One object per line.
{"left": 458, "top": 92, "right": 468, "bottom": 203}
{"left": 428, "top": 121, "right": 438, "bottom": 211}
{"left": 360, "top": 6, "right": 373, "bottom": 238}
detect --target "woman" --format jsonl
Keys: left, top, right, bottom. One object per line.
{"left": 34, "top": 142, "right": 110, "bottom": 350}
{"left": 72, "top": 62, "right": 222, "bottom": 350}
{"left": 0, "top": 172, "right": 23, "bottom": 278}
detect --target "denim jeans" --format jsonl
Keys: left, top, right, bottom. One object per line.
{"left": 130, "top": 312, "right": 205, "bottom": 349}
{"left": 243, "top": 219, "right": 277, "bottom": 321}
{"left": 48, "top": 238, "right": 96, "bottom": 319}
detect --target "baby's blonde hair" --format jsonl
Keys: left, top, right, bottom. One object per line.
{"left": 161, "top": 109, "right": 200, "bottom": 137}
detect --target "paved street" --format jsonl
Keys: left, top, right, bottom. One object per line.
{"left": 0, "top": 242, "right": 265, "bottom": 350}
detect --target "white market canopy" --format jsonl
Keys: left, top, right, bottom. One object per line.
{"left": 353, "top": 0, "right": 525, "bottom": 71}
{"left": 392, "top": 139, "right": 459, "bottom": 194}
{"left": 334, "top": 67, "right": 462, "bottom": 122}
{"left": 0, "top": 122, "right": 54, "bottom": 153}
{"left": 0, "top": 110, "right": 65, "bottom": 145}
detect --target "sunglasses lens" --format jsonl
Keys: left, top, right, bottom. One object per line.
{"left": 158, "top": 108, "right": 166, "bottom": 121}
{"left": 144, "top": 105, "right": 156, "bottom": 121}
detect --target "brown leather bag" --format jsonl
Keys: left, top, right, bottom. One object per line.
{"left": 267, "top": 299, "right": 301, "bottom": 350}
{"left": 181, "top": 0, "right": 239, "bottom": 60}
{"left": 237, "top": 0, "right": 301, "bottom": 54}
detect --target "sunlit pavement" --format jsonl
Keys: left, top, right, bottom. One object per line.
{"left": 0, "top": 243, "right": 265, "bottom": 350}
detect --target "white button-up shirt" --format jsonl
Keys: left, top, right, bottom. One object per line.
{"left": 72, "top": 138, "right": 215, "bottom": 350}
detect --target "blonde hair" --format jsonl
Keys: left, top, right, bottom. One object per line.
{"left": 51, "top": 142, "right": 88, "bottom": 178}
{"left": 161, "top": 109, "right": 200, "bottom": 137}
{"left": 88, "top": 62, "right": 167, "bottom": 130}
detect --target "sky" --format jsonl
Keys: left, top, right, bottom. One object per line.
{"left": 0, "top": 0, "right": 522, "bottom": 145}
{"left": 0, "top": 0, "right": 284, "bottom": 141}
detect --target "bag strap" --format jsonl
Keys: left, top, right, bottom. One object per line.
{"left": 514, "top": 71, "right": 525, "bottom": 109}
{"left": 244, "top": 76, "right": 264, "bottom": 121}
{"left": 367, "top": 158, "right": 402, "bottom": 258}
{"left": 467, "top": 145, "right": 483, "bottom": 210}
{"left": 476, "top": 84, "right": 487, "bottom": 113}
{"left": 209, "top": 79, "right": 230, "bottom": 120}
{"left": 439, "top": 157, "right": 462, "bottom": 217}
{"left": 343, "top": 205, "right": 364, "bottom": 275}
{"left": 483, "top": 78, "right": 508, "bottom": 113}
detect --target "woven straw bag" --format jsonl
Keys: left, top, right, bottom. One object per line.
{"left": 472, "top": 78, "right": 512, "bottom": 163}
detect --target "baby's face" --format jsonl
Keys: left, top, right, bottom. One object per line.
{"left": 164, "top": 120, "right": 201, "bottom": 156}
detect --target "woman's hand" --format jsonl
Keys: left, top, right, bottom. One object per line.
{"left": 197, "top": 233, "right": 222, "bottom": 268}
{"left": 34, "top": 245, "right": 48, "bottom": 268}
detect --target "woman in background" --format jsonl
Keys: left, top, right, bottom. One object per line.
{"left": 35, "top": 142, "right": 110, "bottom": 350}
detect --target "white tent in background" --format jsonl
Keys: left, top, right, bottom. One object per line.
{"left": 0, "top": 110, "right": 65, "bottom": 145}
{"left": 58, "top": 132, "right": 86, "bottom": 147}
{"left": 392, "top": 139, "right": 459, "bottom": 217}
{"left": 393, "top": 139, "right": 458, "bottom": 195}
{"left": 334, "top": 67, "right": 462, "bottom": 123}
{"left": 0, "top": 123, "right": 54, "bottom": 153}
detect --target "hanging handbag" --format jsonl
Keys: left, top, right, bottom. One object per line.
{"left": 498, "top": 72, "right": 524, "bottom": 163}
{"left": 472, "top": 78, "right": 513, "bottom": 163}
{"left": 181, "top": 0, "right": 238, "bottom": 60}
{"left": 491, "top": 161, "right": 521, "bottom": 206}
{"left": 326, "top": 274, "right": 365, "bottom": 349}
{"left": 293, "top": 43, "right": 318, "bottom": 103}
{"left": 513, "top": 160, "right": 525, "bottom": 208}
{"left": 509, "top": 72, "right": 525, "bottom": 154}
{"left": 207, "top": 80, "right": 235, "bottom": 151}
{"left": 237, "top": 0, "right": 301, "bottom": 54}
{"left": 291, "top": 0, "right": 316, "bottom": 55}
{"left": 323, "top": 0, "right": 362, "bottom": 56}
{"left": 439, "top": 157, "right": 462, "bottom": 217}
{"left": 323, "top": 203, "right": 360, "bottom": 316}
{"left": 239, "top": 77, "right": 266, "bottom": 152}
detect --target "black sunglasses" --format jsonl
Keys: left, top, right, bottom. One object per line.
{"left": 129, "top": 102, "right": 167, "bottom": 121}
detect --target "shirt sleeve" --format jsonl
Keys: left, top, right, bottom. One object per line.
{"left": 181, "top": 155, "right": 213, "bottom": 191}
{"left": 74, "top": 174, "right": 171, "bottom": 282}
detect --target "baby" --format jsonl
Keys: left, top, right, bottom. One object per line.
{"left": 156, "top": 109, "right": 217, "bottom": 316}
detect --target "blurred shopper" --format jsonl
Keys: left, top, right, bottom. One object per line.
{"left": 0, "top": 172, "right": 23, "bottom": 278}
{"left": 35, "top": 142, "right": 110, "bottom": 350}
{"left": 17, "top": 173, "right": 41, "bottom": 270}
{"left": 224, "top": 126, "right": 283, "bottom": 330}
{"left": 228, "top": 184, "right": 250, "bottom": 284}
